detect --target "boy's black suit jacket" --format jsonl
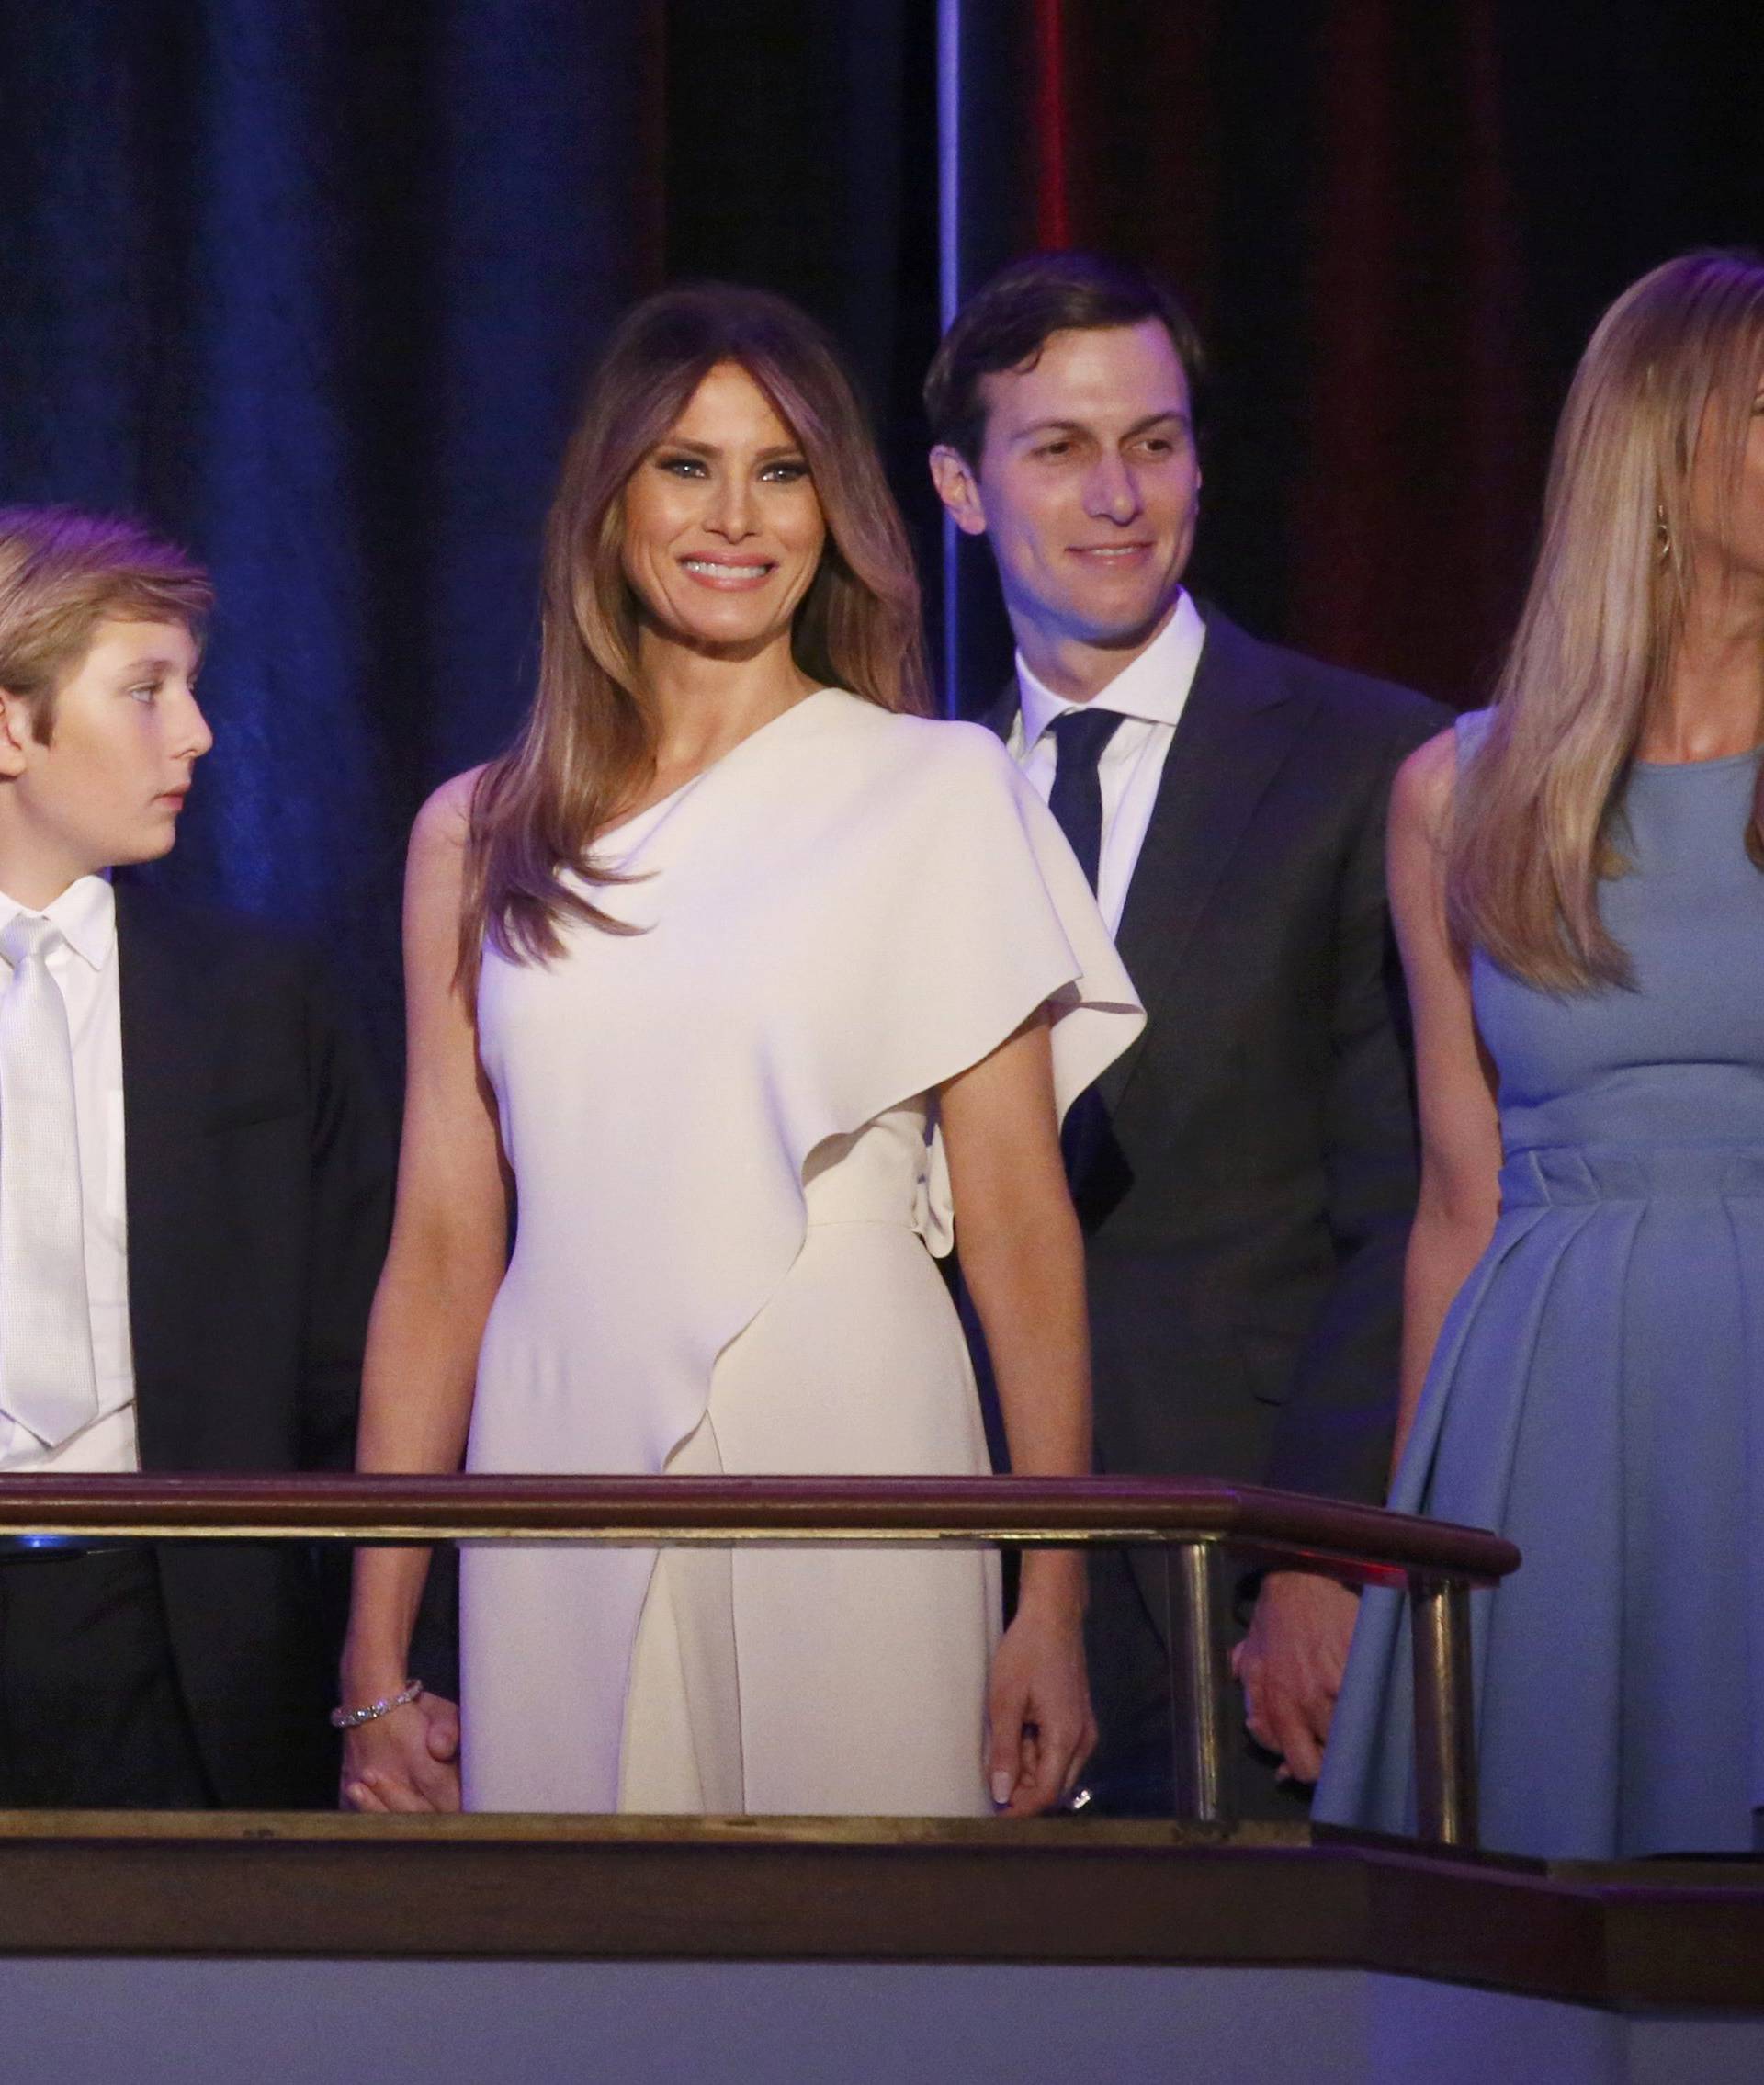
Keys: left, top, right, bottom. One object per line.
{"left": 114, "top": 878, "right": 394, "bottom": 1806}
{"left": 983, "top": 606, "right": 1447, "bottom": 1511}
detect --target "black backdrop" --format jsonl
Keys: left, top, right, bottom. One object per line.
{"left": 3, "top": 0, "right": 1760, "bottom": 1069}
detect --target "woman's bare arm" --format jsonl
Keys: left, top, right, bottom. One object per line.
{"left": 1386, "top": 730, "right": 1504, "bottom": 1470}
{"left": 941, "top": 1011, "right": 1095, "bottom": 1813}
{"left": 339, "top": 774, "right": 512, "bottom": 1809}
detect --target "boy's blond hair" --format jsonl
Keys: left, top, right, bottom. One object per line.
{"left": 0, "top": 506, "right": 213, "bottom": 742}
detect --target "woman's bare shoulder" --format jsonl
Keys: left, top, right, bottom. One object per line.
{"left": 1391, "top": 724, "right": 1461, "bottom": 844}
{"left": 411, "top": 765, "right": 488, "bottom": 861}
{"left": 403, "top": 767, "right": 492, "bottom": 930}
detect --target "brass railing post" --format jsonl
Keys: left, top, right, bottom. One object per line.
{"left": 1409, "top": 1574, "right": 1477, "bottom": 1849}
{"left": 1166, "top": 1540, "right": 1233, "bottom": 1826}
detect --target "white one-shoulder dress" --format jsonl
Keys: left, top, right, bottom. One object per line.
{"left": 461, "top": 689, "right": 1143, "bottom": 1814}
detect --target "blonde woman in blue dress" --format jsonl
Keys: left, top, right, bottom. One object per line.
{"left": 1319, "top": 253, "right": 1764, "bottom": 1858}
{"left": 337, "top": 286, "right": 1141, "bottom": 1817}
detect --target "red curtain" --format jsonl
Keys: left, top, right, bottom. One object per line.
{"left": 998, "top": 1, "right": 1764, "bottom": 706}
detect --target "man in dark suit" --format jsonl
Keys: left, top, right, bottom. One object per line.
{"left": 0, "top": 505, "right": 394, "bottom": 1807}
{"left": 928, "top": 255, "right": 1445, "bottom": 1811}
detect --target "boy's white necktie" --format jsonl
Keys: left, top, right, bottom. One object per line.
{"left": 0, "top": 914, "right": 100, "bottom": 1447}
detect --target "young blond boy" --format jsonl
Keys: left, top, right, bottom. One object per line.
{"left": 0, "top": 505, "right": 392, "bottom": 1805}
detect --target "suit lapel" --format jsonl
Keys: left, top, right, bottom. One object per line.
{"left": 1096, "top": 610, "right": 1313, "bottom": 1115}
{"left": 983, "top": 623, "right": 1312, "bottom": 1114}
{"left": 115, "top": 881, "right": 211, "bottom": 1469}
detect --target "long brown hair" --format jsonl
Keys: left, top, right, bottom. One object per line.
{"left": 1448, "top": 250, "right": 1764, "bottom": 992}
{"left": 462, "top": 283, "right": 931, "bottom": 973}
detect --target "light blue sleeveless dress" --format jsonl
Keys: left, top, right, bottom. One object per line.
{"left": 1317, "top": 716, "right": 1764, "bottom": 1859}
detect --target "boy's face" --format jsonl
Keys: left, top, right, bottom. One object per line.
{"left": 0, "top": 617, "right": 212, "bottom": 893}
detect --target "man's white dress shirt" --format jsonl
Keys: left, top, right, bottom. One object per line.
{"left": 1008, "top": 590, "right": 1206, "bottom": 936}
{"left": 0, "top": 874, "right": 138, "bottom": 1472}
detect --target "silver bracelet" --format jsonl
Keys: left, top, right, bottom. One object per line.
{"left": 331, "top": 1678, "right": 424, "bottom": 1730}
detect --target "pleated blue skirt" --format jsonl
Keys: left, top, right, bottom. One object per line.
{"left": 1317, "top": 1141, "right": 1764, "bottom": 1859}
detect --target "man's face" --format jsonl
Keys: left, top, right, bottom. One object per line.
{"left": 0, "top": 618, "right": 212, "bottom": 891}
{"left": 933, "top": 320, "right": 1201, "bottom": 659}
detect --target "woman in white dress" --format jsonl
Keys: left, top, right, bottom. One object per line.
{"left": 338, "top": 285, "right": 1142, "bottom": 1817}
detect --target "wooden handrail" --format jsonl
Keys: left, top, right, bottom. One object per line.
{"left": 0, "top": 1472, "right": 1519, "bottom": 1586}
{"left": 0, "top": 1473, "right": 1518, "bottom": 1850}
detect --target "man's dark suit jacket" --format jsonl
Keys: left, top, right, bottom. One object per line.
{"left": 114, "top": 878, "right": 394, "bottom": 1807}
{"left": 985, "top": 606, "right": 1446, "bottom": 1508}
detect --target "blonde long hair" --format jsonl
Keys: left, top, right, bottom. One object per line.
{"left": 1448, "top": 251, "right": 1764, "bottom": 992}
{"left": 462, "top": 285, "right": 930, "bottom": 974}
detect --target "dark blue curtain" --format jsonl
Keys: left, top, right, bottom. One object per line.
{"left": 0, "top": 0, "right": 944, "bottom": 1071}
{"left": 1, "top": 0, "right": 659, "bottom": 1063}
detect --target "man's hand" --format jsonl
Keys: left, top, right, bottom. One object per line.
{"left": 1231, "top": 1571, "right": 1359, "bottom": 1785}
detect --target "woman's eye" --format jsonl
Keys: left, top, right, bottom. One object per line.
{"left": 127, "top": 684, "right": 160, "bottom": 706}
{"left": 761, "top": 459, "right": 809, "bottom": 482}
{"left": 657, "top": 455, "right": 707, "bottom": 478}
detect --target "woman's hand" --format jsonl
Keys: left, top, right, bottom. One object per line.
{"left": 985, "top": 1584, "right": 1096, "bottom": 1816}
{"left": 340, "top": 1692, "right": 463, "bottom": 1814}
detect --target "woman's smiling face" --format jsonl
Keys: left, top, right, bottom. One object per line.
{"left": 621, "top": 360, "right": 828, "bottom": 658}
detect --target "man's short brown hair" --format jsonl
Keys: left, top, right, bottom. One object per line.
{"left": 924, "top": 251, "right": 1206, "bottom": 468}
{"left": 0, "top": 505, "right": 213, "bottom": 742}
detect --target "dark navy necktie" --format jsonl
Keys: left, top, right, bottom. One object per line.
{"left": 1042, "top": 706, "right": 1123, "bottom": 1184}
{"left": 1046, "top": 707, "right": 1123, "bottom": 893}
